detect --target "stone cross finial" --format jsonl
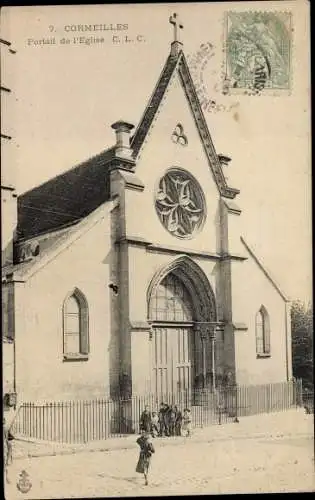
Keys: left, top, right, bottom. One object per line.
{"left": 169, "top": 13, "right": 183, "bottom": 43}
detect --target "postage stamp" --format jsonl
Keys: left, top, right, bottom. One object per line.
{"left": 223, "top": 11, "right": 293, "bottom": 95}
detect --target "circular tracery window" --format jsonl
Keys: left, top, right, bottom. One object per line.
{"left": 155, "top": 168, "right": 206, "bottom": 239}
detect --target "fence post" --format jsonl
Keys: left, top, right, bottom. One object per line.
{"left": 216, "top": 387, "right": 224, "bottom": 425}
{"left": 83, "top": 401, "right": 88, "bottom": 444}
{"left": 267, "top": 383, "right": 271, "bottom": 413}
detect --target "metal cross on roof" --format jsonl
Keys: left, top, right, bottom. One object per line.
{"left": 169, "top": 13, "right": 183, "bottom": 43}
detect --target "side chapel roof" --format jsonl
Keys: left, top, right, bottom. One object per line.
{"left": 17, "top": 148, "right": 114, "bottom": 240}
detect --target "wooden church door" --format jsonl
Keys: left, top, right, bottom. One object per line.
{"left": 150, "top": 274, "right": 194, "bottom": 397}
{"left": 152, "top": 326, "right": 193, "bottom": 395}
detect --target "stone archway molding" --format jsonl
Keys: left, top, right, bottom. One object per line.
{"left": 147, "top": 254, "right": 217, "bottom": 323}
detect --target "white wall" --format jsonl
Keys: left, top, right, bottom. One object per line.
{"left": 231, "top": 243, "right": 289, "bottom": 385}
{"left": 125, "top": 71, "right": 221, "bottom": 255}
{"left": 15, "top": 206, "right": 114, "bottom": 402}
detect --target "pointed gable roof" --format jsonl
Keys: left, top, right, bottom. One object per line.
{"left": 131, "top": 47, "right": 239, "bottom": 200}
{"left": 131, "top": 52, "right": 178, "bottom": 158}
{"left": 16, "top": 29, "right": 239, "bottom": 244}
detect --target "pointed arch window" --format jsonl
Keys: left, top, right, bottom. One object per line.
{"left": 255, "top": 306, "right": 271, "bottom": 357}
{"left": 150, "top": 273, "right": 193, "bottom": 322}
{"left": 63, "top": 289, "right": 89, "bottom": 360}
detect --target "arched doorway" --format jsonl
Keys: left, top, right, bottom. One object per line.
{"left": 149, "top": 273, "right": 194, "bottom": 395}
{"left": 148, "top": 257, "right": 217, "bottom": 398}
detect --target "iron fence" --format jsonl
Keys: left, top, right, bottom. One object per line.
{"left": 302, "top": 389, "right": 314, "bottom": 414}
{"left": 11, "top": 379, "right": 302, "bottom": 444}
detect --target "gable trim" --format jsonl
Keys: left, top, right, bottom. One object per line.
{"left": 131, "top": 53, "right": 179, "bottom": 159}
{"left": 130, "top": 49, "right": 240, "bottom": 200}
{"left": 178, "top": 55, "right": 239, "bottom": 199}
{"left": 241, "top": 236, "right": 289, "bottom": 302}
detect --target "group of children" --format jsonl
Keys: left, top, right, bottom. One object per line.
{"left": 4, "top": 406, "right": 190, "bottom": 488}
{"left": 140, "top": 403, "right": 192, "bottom": 438}
{"left": 136, "top": 404, "right": 192, "bottom": 485}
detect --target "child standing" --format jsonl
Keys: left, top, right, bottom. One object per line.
{"left": 168, "top": 406, "right": 177, "bottom": 436}
{"left": 182, "top": 408, "right": 192, "bottom": 437}
{"left": 139, "top": 405, "right": 152, "bottom": 433}
{"left": 151, "top": 411, "right": 159, "bottom": 437}
{"left": 158, "top": 403, "right": 166, "bottom": 437}
{"left": 174, "top": 406, "right": 183, "bottom": 436}
{"left": 136, "top": 431, "right": 155, "bottom": 486}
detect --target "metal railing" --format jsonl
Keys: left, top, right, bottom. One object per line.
{"left": 302, "top": 389, "right": 314, "bottom": 414}
{"left": 11, "top": 379, "right": 302, "bottom": 444}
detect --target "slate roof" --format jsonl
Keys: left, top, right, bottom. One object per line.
{"left": 17, "top": 148, "right": 115, "bottom": 240}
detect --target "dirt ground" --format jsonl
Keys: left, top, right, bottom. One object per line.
{"left": 5, "top": 411, "right": 315, "bottom": 498}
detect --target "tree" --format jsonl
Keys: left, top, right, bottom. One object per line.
{"left": 291, "top": 300, "right": 313, "bottom": 390}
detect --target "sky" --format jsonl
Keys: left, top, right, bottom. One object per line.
{"left": 1, "top": 2, "right": 312, "bottom": 303}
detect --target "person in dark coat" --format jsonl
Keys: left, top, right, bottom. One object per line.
{"left": 139, "top": 405, "right": 152, "bottom": 433}
{"left": 163, "top": 403, "right": 171, "bottom": 436}
{"left": 136, "top": 431, "right": 155, "bottom": 485}
{"left": 159, "top": 403, "right": 172, "bottom": 437}
{"left": 168, "top": 406, "right": 177, "bottom": 436}
{"left": 174, "top": 406, "right": 183, "bottom": 436}
{"left": 158, "top": 403, "right": 166, "bottom": 436}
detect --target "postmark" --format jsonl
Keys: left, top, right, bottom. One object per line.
{"left": 187, "top": 42, "right": 240, "bottom": 114}
{"left": 223, "top": 11, "right": 293, "bottom": 95}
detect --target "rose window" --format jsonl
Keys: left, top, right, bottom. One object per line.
{"left": 155, "top": 168, "right": 206, "bottom": 239}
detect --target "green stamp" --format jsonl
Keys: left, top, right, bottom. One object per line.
{"left": 223, "top": 11, "right": 292, "bottom": 95}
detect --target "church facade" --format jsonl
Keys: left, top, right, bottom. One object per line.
{"left": 2, "top": 27, "right": 292, "bottom": 404}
